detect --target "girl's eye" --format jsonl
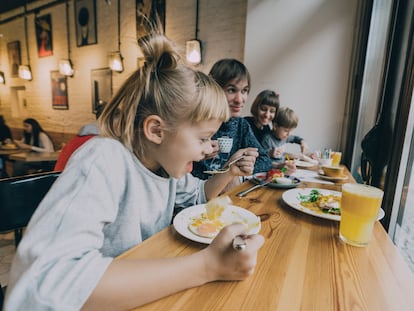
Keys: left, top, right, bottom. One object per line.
{"left": 201, "top": 138, "right": 210, "bottom": 143}
{"left": 241, "top": 88, "right": 250, "bottom": 94}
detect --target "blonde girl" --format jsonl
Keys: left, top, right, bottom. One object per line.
{"left": 4, "top": 34, "right": 264, "bottom": 310}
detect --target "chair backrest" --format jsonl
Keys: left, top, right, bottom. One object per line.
{"left": 0, "top": 171, "right": 60, "bottom": 233}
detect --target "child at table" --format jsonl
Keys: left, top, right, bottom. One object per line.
{"left": 244, "top": 90, "right": 280, "bottom": 145}
{"left": 4, "top": 33, "right": 264, "bottom": 310}
{"left": 262, "top": 106, "right": 312, "bottom": 171}
{"left": 192, "top": 59, "right": 272, "bottom": 190}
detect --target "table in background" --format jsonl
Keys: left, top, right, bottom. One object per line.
{"left": 8, "top": 151, "right": 60, "bottom": 162}
{"left": 119, "top": 167, "right": 414, "bottom": 311}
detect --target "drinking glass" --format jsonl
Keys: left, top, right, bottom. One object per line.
{"left": 331, "top": 152, "right": 342, "bottom": 166}
{"left": 339, "top": 183, "right": 384, "bottom": 247}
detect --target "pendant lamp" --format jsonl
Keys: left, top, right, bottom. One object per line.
{"left": 109, "top": 0, "right": 124, "bottom": 72}
{"left": 59, "top": 0, "right": 74, "bottom": 76}
{"left": 186, "top": 0, "right": 202, "bottom": 65}
{"left": 19, "top": 6, "right": 32, "bottom": 81}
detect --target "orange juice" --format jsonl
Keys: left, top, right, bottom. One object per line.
{"left": 339, "top": 183, "right": 383, "bottom": 247}
{"left": 331, "top": 152, "right": 342, "bottom": 166}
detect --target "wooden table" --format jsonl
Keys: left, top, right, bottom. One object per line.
{"left": 8, "top": 151, "right": 60, "bottom": 162}
{"left": 119, "top": 168, "right": 414, "bottom": 311}
{"left": 0, "top": 148, "right": 21, "bottom": 156}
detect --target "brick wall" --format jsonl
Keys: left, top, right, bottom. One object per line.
{"left": 0, "top": 0, "right": 246, "bottom": 142}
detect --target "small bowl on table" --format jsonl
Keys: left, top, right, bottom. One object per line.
{"left": 321, "top": 165, "right": 344, "bottom": 178}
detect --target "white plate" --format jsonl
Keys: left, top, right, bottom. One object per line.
{"left": 252, "top": 172, "right": 301, "bottom": 189}
{"left": 317, "top": 172, "right": 349, "bottom": 181}
{"left": 295, "top": 160, "right": 317, "bottom": 168}
{"left": 173, "top": 204, "right": 261, "bottom": 244}
{"left": 282, "top": 188, "right": 385, "bottom": 221}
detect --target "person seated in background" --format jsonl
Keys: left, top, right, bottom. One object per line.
{"left": 0, "top": 115, "right": 14, "bottom": 178}
{"left": 13, "top": 118, "right": 54, "bottom": 176}
{"left": 261, "top": 106, "right": 312, "bottom": 173}
{"left": 0, "top": 115, "right": 13, "bottom": 144}
{"left": 54, "top": 103, "right": 105, "bottom": 171}
{"left": 245, "top": 90, "right": 280, "bottom": 145}
{"left": 192, "top": 58, "right": 273, "bottom": 190}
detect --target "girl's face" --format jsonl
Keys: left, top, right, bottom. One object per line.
{"left": 23, "top": 123, "right": 32, "bottom": 133}
{"left": 256, "top": 105, "right": 277, "bottom": 127}
{"left": 222, "top": 78, "right": 249, "bottom": 117}
{"left": 273, "top": 125, "right": 293, "bottom": 140}
{"left": 155, "top": 119, "right": 222, "bottom": 178}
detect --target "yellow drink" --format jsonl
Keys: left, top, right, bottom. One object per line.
{"left": 331, "top": 152, "right": 342, "bottom": 166}
{"left": 339, "top": 183, "right": 383, "bottom": 247}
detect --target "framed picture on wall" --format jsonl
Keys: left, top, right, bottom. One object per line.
{"left": 136, "top": 0, "right": 165, "bottom": 40}
{"left": 7, "top": 41, "right": 21, "bottom": 77}
{"left": 75, "top": 0, "right": 97, "bottom": 47}
{"left": 35, "top": 14, "right": 53, "bottom": 57}
{"left": 51, "top": 71, "right": 69, "bottom": 110}
{"left": 91, "top": 68, "right": 112, "bottom": 113}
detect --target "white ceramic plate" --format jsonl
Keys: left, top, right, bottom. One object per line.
{"left": 173, "top": 204, "right": 261, "bottom": 244}
{"left": 252, "top": 172, "right": 301, "bottom": 189}
{"left": 317, "top": 172, "right": 349, "bottom": 181}
{"left": 282, "top": 188, "right": 385, "bottom": 221}
{"left": 295, "top": 160, "right": 317, "bottom": 168}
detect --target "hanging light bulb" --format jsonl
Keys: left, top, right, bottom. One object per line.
{"left": 0, "top": 71, "right": 5, "bottom": 84}
{"left": 18, "top": 65, "right": 32, "bottom": 81}
{"left": 109, "top": 0, "right": 124, "bottom": 72}
{"left": 186, "top": 0, "right": 202, "bottom": 65}
{"left": 186, "top": 39, "right": 201, "bottom": 65}
{"left": 59, "top": 59, "right": 74, "bottom": 76}
{"left": 20, "top": 6, "right": 32, "bottom": 81}
{"left": 59, "top": 0, "right": 74, "bottom": 76}
{"left": 108, "top": 51, "right": 124, "bottom": 72}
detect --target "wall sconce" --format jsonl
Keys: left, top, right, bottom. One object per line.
{"left": 19, "top": 6, "right": 32, "bottom": 81}
{"left": 0, "top": 71, "right": 5, "bottom": 84}
{"left": 109, "top": 0, "right": 124, "bottom": 72}
{"left": 186, "top": 0, "right": 202, "bottom": 65}
{"left": 59, "top": 0, "right": 74, "bottom": 76}
{"left": 108, "top": 51, "right": 124, "bottom": 72}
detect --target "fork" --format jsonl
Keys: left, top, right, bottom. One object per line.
{"left": 203, "top": 155, "right": 245, "bottom": 174}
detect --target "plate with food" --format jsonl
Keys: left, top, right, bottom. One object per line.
{"left": 294, "top": 160, "right": 317, "bottom": 168}
{"left": 252, "top": 169, "right": 301, "bottom": 189}
{"left": 1, "top": 143, "right": 18, "bottom": 150}
{"left": 173, "top": 196, "right": 261, "bottom": 244}
{"left": 317, "top": 172, "right": 349, "bottom": 181}
{"left": 282, "top": 188, "right": 385, "bottom": 221}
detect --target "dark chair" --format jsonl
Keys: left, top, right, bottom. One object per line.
{"left": 0, "top": 171, "right": 60, "bottom": 247}
{"left": 0, "top": 282, "right": 4, "bottom": 311}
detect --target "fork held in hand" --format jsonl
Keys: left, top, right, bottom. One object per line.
{"left": 203, "top": 155, "right": 245, "bottom": 174}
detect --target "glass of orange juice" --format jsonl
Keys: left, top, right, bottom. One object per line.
{"left": 331, "top": 151, "right": 342, "bottom": 166}
{"left": 339, "top": 183, "right": 384, "bottom": 247}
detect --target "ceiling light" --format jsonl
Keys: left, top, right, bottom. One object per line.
{"left": 109, "top": 0, "right": 123, "bottom": 72}
{"left": 186, "top": 0, "right": 202, "bottom": 65}
{"left": 59, "top": 0, "right": 74, "bottom": 76}
{"left": 18, "top": 65, "right": 32, "bottom": 81}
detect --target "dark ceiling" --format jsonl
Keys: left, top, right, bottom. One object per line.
{"left": 0, "top": 0, "right": 40, "bottom": 15}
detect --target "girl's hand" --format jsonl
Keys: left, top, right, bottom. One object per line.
{"left": 202, "top": 223, "right": 264, "bottom": 281}
{"left": 227, "top": 148, "right": 258, "bottom": 176}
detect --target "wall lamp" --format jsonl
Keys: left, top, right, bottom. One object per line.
{"left": 109, "top": 0, "right": 123, "bottom": 72}
{"left": 19, "top": 6, "right": 32, "bottom": 81}
{"left": 59, "top": 0, "right": 74, "bottom": 76}
{"left": 0, "top": 71, "right": 5, "bottom": 84}
{"left": 186, "top": 0, "right": 202, "bottom": 65}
